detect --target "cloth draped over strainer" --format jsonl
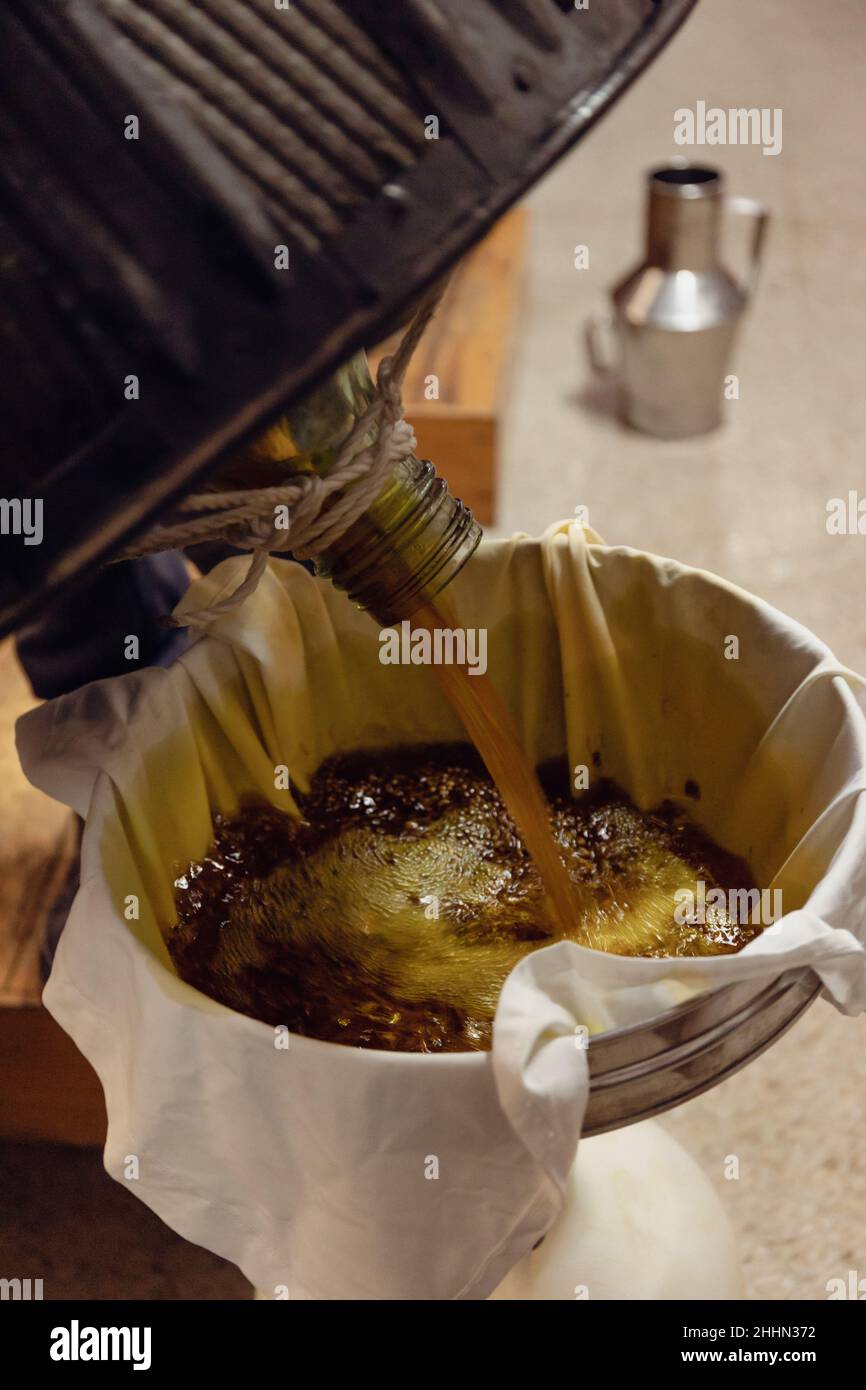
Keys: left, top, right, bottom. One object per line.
{"left": 17, "top": 522, "right": 866, "bottom": 1299}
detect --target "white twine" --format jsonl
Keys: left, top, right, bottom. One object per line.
{"left": 120, "top": 284, "right": 446, "bottom": 630}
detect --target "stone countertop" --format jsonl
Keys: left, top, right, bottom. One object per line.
{"left": 497, "top": 0, "right": 866, "bottom": 1300}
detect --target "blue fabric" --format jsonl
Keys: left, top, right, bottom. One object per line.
{"left": 16, "top": 553, "right": 191, "bottom": 699}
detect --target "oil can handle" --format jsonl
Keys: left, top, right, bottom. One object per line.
{"left": 727, "top": 196, "right": 770, "bottom": 302}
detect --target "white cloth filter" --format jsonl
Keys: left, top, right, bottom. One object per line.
{"left": 17, "top": 521, "right": 866, "bottom": 1300}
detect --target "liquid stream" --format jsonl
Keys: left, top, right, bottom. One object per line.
{"left": 413, "top": 601, "right": 581, "bottom": 940}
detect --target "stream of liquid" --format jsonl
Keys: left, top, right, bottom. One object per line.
{"left": 412, "top": 601, "right": 579, "bottom": 938}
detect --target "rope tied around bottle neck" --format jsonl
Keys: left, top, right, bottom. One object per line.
{"left": 119, "top": 283, "right": 447, "bottom": 630}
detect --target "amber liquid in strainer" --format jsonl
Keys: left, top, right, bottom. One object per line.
{"left": 170, "top": 740, "right": 759, "bottom": 1052}
{"left": 168, "top": 586, "right": 761, "bottom": 1051}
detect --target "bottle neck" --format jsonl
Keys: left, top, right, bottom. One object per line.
{"left": 222, "top": 351, "right": 481, "bottom": 625}
{"left": 319, "top": 454, "right": 479, "bottom": 625}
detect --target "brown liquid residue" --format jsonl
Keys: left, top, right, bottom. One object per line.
{"left": 169, "top": 745, "right": 760, "bottom": 1053}
{"left": 167, "top": 591, "right": 762, "bottom": 1053}
{"left": 413, "top": 601, "right": 580, "bottom": 939}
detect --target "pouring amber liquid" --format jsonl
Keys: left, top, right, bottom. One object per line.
{"left": 411, "top": 600, "right": 579, "bottom": 938}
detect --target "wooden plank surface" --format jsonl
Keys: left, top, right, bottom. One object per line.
{"left": 0, "top": 639, "right": 71, "bottom": 1007}
{"left": 0, "top": 1005, "right": 106, "bottom": 1145}
{"left": 0, "top": 638, "right": 104, "bottom": 1144}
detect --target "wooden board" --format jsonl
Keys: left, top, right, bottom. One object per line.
{"left": 368, "top": 207, "right": 527, "bottom": 525}
{"left": 0, "top": 1004, "right": 106, "bottom": 1145}
{"left": 0, "top": 638, "right": 105, "bottom": 1144}
{"left": 0, "top": 640, "right": 72, "bottom": 1008}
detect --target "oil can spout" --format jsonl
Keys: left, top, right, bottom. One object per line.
{"left": 647, "top": 164, "right": 767, "bottom": 300}
{"left": 646, "top": 163, "right": 769, "bottom": 299}
{"left": 646, "top": 164, "right": 726, "bottom": 273}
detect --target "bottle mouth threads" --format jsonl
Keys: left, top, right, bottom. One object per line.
{"left": 318, "top": 456, "right": 482, "bottom": 626}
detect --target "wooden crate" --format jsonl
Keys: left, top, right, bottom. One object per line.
{"left": 0, "top": 1005, "right": 106, "bottom": 1145}
{"left": 368, "top": 208, "right": 527, "bottom": 525}
{"left": 0, "top": 636, "right": 106, "bottom": 1143}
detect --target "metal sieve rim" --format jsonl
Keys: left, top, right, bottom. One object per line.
{"left": 583, "top": 966, "right": 822, "bottom": 1135}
